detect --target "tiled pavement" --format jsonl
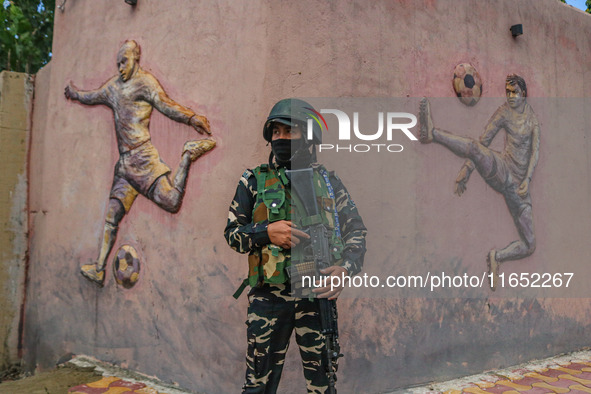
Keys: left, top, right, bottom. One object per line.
{"left": 401, "top": 350, "right": 591, "bottom": 394}
{"left": 440, "top": 364, "right": 591, "bottom": 394}
{"left": 66, "top": 356, "right": 192, "bottom": 394}
{"left": 67, "top": 350, "right": 591, "bottom": 394}
{"left": 68, "top": 375, "right": 160, "bottom": 394}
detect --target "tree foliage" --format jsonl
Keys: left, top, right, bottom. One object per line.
{"left": 0, "top": 0, "right": 55, "bottom": 74}
{"left": 562, "top": 0, "right": 591, "bottom": 13}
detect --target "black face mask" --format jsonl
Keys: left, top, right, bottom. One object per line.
{"left": 271, "top": 139, "right": 292, "bottom": 164}
{"left": 271, "top": 138, "right": 305, "bottom": 168}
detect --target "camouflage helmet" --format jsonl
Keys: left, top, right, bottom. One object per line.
{"left": 263, "top": 98, "right": 322, "bottom": 145}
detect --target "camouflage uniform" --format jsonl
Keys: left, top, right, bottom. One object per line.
{"left": 225, "top": 164, "right": 366, "bottom": 393}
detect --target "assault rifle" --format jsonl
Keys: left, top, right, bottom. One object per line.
{"left": 286, "top": 167, "right": 342, "bottom": 394}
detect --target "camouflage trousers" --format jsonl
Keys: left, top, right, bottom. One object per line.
{"left": 242, "top": 283, "right": 335, "bottom": 394}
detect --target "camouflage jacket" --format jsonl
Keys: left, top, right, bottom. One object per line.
{"left": 224, "top": 163, "right": 367, "bottom": 284}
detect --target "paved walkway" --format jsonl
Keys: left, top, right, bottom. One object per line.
{"left": 69, "top": 376, "right": 163, "bottom": 393}
{"left": 65, "top": 350, "right": 591, "bottom": 393}
{"left": 66, "top": 356, "right": 192, "bottom": 394}
{"left": 400, "top": 350, "right": 591, "bottom": 394}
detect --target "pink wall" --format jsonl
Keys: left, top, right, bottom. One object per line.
{"left": 25, "top": 1, "right": 591, "bottom": 392}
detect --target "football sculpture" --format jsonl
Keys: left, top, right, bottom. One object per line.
{"left": 453, "top": 63, "right": 483, "bottom": 106}
{"left": 113, "top": 244, "right": 140, "bottom": 288}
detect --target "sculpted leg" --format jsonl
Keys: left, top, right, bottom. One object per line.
{"left": 419, "top": 98, "right": 497, "bottom": 182}
{"left": 81, "top": 198, "right": 126, "bottom": 286}
{"left": 496, "top": 204, "right": 535, "bottom": 263}
{"left": 432, "top": 129, "right": 497, "bottom": 178}
{"left": 151, "top": 161, "right": 188, "bottom": 214}
{"left": 150, "top": 139, "right": 216, "bottom": 213}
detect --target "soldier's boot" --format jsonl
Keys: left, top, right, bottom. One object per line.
{"left": 182, "top": 138, "right": 216, "bottom": 162}
{"left": 80, "top": 223, "right": 118, "bottom": 287}
{"left": 487, "top": 249, "right": 499, "bottom": 291}
{"left": 419, "top": 98, "right": 434, "bottom": 143}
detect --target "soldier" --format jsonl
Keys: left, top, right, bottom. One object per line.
{"left": 224, "top": 98, "right": 367, "bottom": 393}
{"left": 64, "top": 40, "right": 216, "bottom": 286}
{"left": 419, "top": 74, "right": 540, "bottom": 290}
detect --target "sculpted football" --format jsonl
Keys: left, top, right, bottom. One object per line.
{"left": 453, "top": 63, "right": 483, "bottom": 106}
{"left": 113, "top": 244, "right": 140, "bottom": 288}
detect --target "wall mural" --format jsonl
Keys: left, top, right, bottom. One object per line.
{"left": 64, "top": 40, "right": 216, "bottom": 287}
{"left": 419, "top": 74, "right": 540, "bottom": 291}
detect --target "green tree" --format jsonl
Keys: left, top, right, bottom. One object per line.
{"left": 560, "top": 0, "right": 591, "bottom": 13}
{"left": 0, "top": 0, "right": 55, "bottom": 73}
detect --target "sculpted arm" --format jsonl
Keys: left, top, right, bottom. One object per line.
{"left": 64, "top": 78, "right": 112, "bottom": 106}
{"left": 149, "top": 77, "right": 211, "bottom": 135}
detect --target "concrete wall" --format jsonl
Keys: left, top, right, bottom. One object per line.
{"left": 0, "top": 72, "right": 33, "bottom": 371}
{"left": 22, "top": 1, "right": 591, "bottom": 393}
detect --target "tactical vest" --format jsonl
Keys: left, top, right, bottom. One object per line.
{"left": 233, "top": 164, "right": 344, "bottom": 298}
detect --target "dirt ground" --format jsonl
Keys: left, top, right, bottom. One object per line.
{"left": 0, "top": 357, "right": 195, "bottom": 394}
{"left": 0, "top": 364, "right": 101, "bottom": 394}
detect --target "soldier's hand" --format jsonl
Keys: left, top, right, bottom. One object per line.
{"left": 64, "top": 82, "right": 79, "bottom": 101}
{"left": 190, "top": 115, "right": 211, "bottom": 135}
{"left": 313, "top": 266, "right": 349, "bottom": 300}
{"left": 517, "top": 179, "right": 529, "bottom": 197}
{"left": 455, "top": 166, "right": 470, "bottom": 196}
{"left": 268, "top": 220, "right": 309, "bottom": 249}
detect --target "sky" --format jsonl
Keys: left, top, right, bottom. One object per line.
{"left": 565, "top": 0, "right": 588, "bottom": 11}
